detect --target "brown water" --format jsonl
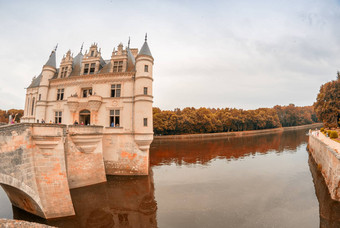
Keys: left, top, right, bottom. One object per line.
{"left": 1, "top": 128, "right": 340, "bottom": 227}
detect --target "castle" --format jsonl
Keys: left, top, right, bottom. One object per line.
{"left": 21, "top": 35, "right": 154, "bottom": 176}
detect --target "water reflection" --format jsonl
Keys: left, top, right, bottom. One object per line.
{"left": 309, "top": 154, "right": 340, "bottom": 228}
{"left": 12, "top": 171, "right": 157, "bottom": 228}
{"left": 150, "top": 130, "right": 307, "bottom": 166}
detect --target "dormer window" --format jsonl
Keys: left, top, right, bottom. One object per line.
{"left": 84, "top": 64, "right": 89, "bottom": 74}
{"left": 90, "top": 63, "right": 95, "bottom": 74}
{"left": 91, "top": 51, "right": 94, "bottom": 57}
{"left": 113, "top": 61, "right": 123, "bottom": 72}
{"left": 60, "top": 67, "right": 68, "bottom": 78}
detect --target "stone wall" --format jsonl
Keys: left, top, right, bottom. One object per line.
{"left": 308, "top": 133, "right": 340, "bottom": 201}
{"left": 66, "top": 125, "right": 106, "bottom": 189}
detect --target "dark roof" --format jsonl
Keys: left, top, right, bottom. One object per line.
{"left": 69, "top": 52, "right": 83, "bottom": 77}
{"left": 138, "top": 41, "right": 152, "bottom": 57}
{"left": 28, "top": 73, "right": 42, "bottom": 88}
{"left": 126, "top": 48, "right": 136, "bottom": 72}
{"left": 44, "top": 51, "right": 56, "bottom": 68}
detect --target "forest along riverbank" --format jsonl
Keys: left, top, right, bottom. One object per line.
{"left": 154, "top": 123, "right": 323, "bottom": 140}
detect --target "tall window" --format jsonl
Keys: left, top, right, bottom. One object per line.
{"left": 110, "top": 110, "right": 120, "bottom": 127}
{"left": 89, "top": 63, "right": 95, "bottom": 74}
{"left": 113, "top": 61, "right": 123, "bottom": 72}
{"left": 143, "top": 87, "right": 148, "bottom": 95}
{"left": 111, "top": 84, "right": 121, "bottom": 97}
{"left": 61, "top": 67, "right": 68, "bottom": 78}
{"left": 144, "top": 65, "right": 148, "bottom": 72}
{"left": 84, "top": 64, "right": 89, "bottom": 74}
{"left": 31, "top": 97, "right": 35, "bottom": 116}
{"left": 57, "top": 89, "right": 64, "bottom": 100}
{"left": 143, "top": 118, "right": 148, "bottom": 127}
{"left": 27, "top": 98, "right": 30, "bottom": 114}
{"left": 82, "top": 88, "right": 92, "bottom": 98}
{"left": 55, "top": 111, "right": 62, "bottom": 124}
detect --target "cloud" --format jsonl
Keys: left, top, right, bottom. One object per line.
{"left": 0, "top": 0, "right": 339, "bottom": 110}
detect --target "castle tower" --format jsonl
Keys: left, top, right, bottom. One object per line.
{"left": 134, "top": 34, "right": 154, "bottom": 153}
{"left": 35, "top": 47, "right": 57, "bottom": 122}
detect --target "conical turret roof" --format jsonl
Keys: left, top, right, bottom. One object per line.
{"left": 44, "top": 50, "right": 56, "bottom": 68}
{"left": 138, "top": 41, "right": 152, "bottom": 57}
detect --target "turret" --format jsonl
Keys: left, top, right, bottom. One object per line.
{"left": 35, "top": 46, "right": 58, "bottom": 122}
{"left": 133, "top": 34, "right": 154, "bottom": 153}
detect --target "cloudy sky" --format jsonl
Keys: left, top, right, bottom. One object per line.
{"left": 0, "top": 0, "right": 339, "bottom": 110}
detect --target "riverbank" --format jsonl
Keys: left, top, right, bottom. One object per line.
{"left": 308, "top": 130, "right": 340, "bottom": 201}
{"left": 154, "top": 123, "right": 323, "bottom": 140}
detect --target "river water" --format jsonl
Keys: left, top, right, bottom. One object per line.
{"left": 0, "top": 128, "right": 340, "bottom": 227}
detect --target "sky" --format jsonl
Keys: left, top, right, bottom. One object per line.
{"left": 0, "top": 0, "right": 339, "bottom": 111}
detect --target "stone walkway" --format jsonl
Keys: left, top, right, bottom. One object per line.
{"left": 312, "top": 130, "right": 340, "bottom": 154}
{"left": 0, "top": 219, "right": 54, "bottom": 228}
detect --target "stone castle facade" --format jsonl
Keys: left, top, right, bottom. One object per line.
{"left": 21, "top": 36, "right": 154, "bottom": 176}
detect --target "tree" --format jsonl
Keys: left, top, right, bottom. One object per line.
{"left": 313, "top": 76, "right": 340, "bottom": 128}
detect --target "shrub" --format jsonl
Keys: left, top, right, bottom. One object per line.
{"left": 327, "top": 130, "right": 332, "bottom": 136}
{"left": 320, "top": 128, "right": 324, "bottom": 132}
{"left": 330, "top": 131, "right": 339, "bottom": 139}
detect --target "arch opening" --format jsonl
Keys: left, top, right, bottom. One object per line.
{"left": 79, "top": 109, "right": 91, "bottom": 125}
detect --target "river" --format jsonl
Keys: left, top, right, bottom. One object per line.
{"left": 0, "top": 128, "right": 339, "bottom": 227}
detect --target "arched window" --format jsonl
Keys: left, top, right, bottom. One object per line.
{"left": 31, "top": 97, "right": 35, "bottom": 116}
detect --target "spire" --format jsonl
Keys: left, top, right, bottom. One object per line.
{"left": 80, "top": 42, "right": 84, "bottom": 53}
{"left": 138, "top": 34, "right": 152, "bottom": 57}
{"left": 44, "top": 45, "right": 57, "bottom": 68}
{"left": 128, "top": 37, "right": 130, "bottom": 48}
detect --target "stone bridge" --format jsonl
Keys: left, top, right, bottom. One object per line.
{"left": 0, "top": 123, "right": 109, "bottom": 219}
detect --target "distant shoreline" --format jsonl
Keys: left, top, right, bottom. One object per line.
{"left": 154, "top": 123, "right": 323, "bottom": 140}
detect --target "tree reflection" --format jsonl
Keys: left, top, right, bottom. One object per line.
{"left": 150, "top": 129, "right": 308, "bottom": 166}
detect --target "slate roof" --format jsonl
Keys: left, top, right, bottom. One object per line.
{"left": 44, "top": 51, "right": 56, "bottom": 68}
{"left": 28, "top": 73, "right": 42, "bottom": 88}
{"left": 138, "top": 41, "right": 152, "bottom": 57}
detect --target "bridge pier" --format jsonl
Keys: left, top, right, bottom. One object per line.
{"left": 0, "top": 124, "right": 75, "bottom": 219}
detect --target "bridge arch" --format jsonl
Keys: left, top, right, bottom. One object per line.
{"left": 0, "top": 173, "right": 45, "bottom": 218}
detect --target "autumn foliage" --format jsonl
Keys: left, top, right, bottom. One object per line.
{"left": 0, "top": 109, "right": 24, "bottom": 123}
{"left": 153, "top": 105, "right": 318, "bottom": 135}
{"left": 313, "top": 76, "right": 340, "bottom": 128}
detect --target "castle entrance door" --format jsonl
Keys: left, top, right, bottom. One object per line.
{"left": 79, "top": 110, "right": 91, "bottom": 125}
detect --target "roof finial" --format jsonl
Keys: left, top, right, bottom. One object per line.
{"left": 54, "top": 43, "right": 58, "bottom": 52}
{"left": 128, "top": 37, "right": 130, "bottom": 48}
{"left": 145, "top": 33, "right": 147, "bottom": 42}
{"left": 80, "top": 42, "right": 84, "bottom": 53}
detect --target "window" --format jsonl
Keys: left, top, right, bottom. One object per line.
{"left": 84, "top": 64, "right": 89, "bottom": 74}
{"left": 111, "top": 84, "right": 121, "bottom": 97}
{"left": 113, "top": 61, "right": 123, "bottom": 72}
{"left": 144, "top": 65, "right": 148, "bottom": 72}
{"left": 89, "top": 63, "right": 95, "bottom": 74}
{"left": 61, "top": 67, "right": 68, "bottom": 78}
{"left": 55, "top": 111, "right": 62, "bottom": 124}
{"left": 110, "top": 110, "right": 120, "bottom": 127}
{"left": 38, "top": 94, "right": 41, "bottom": 101}
{"left": 91, "top": 51, "right": 94, "bottom": 57}
{"left": 82, "top": 88, "right": 92, "bottom": 98}
{"left": 143, "top": 118, "right": 148, "bottom": 127}
{"left": 143, "top": 87, "right": 148, "bottom": 95}
{"left": 31, "top": 97, "right": 35, "bottom": 116}
{"left": 57, "top": 89, "right": 64, "bottom": 100}
{"left": 27, "top": 98, "right": 30, "bottom": 114}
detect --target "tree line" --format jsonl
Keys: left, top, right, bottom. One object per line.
{"left": 153, "top": 105, "right": 318, "bottom": 135}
